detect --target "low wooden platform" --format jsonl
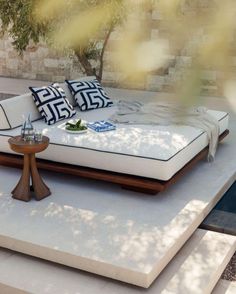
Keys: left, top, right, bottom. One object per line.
{"left": 0, "top": 129, "right": 229, "bottom": 195}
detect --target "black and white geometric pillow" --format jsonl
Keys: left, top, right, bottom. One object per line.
{"left": 65, "top": 79, "right": 113, "bottom": 111}
{"left": 29, "top": 84, "right": 76, "bottom": 125}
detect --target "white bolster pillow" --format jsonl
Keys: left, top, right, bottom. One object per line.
{"left": 0, "top": 93, "right": 41, "bottom": 130}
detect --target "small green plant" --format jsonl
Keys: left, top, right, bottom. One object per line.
{"left": 65, "top": 119, "right": 87, "bottom": 131}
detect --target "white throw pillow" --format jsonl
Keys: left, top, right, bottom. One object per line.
{"left": 29, "top": 84, "right": 76, "bottom": 125}
{"left": 65, "top": 79, "right": 113, "bottom": 111}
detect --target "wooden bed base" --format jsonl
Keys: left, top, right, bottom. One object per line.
{"left": 0, "top": 130, "right": 229, "bottom": 195}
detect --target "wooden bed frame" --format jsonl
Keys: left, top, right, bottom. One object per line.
{"left": 0, "top": 130, "right": 229, "bottom": 195}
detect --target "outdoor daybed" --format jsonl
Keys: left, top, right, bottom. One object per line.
{"left": 0, "top": 78, "right": 229, "bottom": 194}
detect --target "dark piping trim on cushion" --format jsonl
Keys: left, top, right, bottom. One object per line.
{"left": 0, "top": 112, "right": 229, "bottom": 162}
{"left": 0, "top": 104, "right": 11, "bottom": 129}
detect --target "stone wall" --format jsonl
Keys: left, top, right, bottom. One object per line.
{"left": 0, "top": 5, "right": 234, "bottom": 95}
{"left": 0, "top": 35, "right": 83, "bottom": 82}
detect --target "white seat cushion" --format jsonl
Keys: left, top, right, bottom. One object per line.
{"left": 0, "top": 106, "right": 229, "bottom": 181}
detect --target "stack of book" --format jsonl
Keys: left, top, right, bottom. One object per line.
{"left": 87, "top": 121, "right": 116, "bottom": 132}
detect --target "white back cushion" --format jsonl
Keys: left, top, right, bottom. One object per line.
{"left": 0, "top": 93, "right": 41, "bottom": 130}
{"left": 0, "top": 77, "right": 97, "bottom": 130}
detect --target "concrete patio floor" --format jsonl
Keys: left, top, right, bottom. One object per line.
{"left": 0, "top": 76, "right": 47, "bottom": 96}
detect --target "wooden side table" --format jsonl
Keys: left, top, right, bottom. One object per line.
{"left": 8, "top": 136, "right": 51, "bottom": 202}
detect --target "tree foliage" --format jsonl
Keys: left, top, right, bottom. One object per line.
{"left": 1, "top": 0, "right": 236, "bottom": 102}
{"left": 0, "top": 0, "right": 126, "bottom": 81}
{"left": 0, "top": 0, "right": 46, "bottom": 51}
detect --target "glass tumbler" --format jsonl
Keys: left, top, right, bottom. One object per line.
{"left": 34, "top": 129, "right": 43, "bottom": 142}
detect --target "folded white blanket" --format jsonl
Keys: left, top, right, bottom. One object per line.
{"left": 109, "top": 100, "right": 220, "bottom": 160}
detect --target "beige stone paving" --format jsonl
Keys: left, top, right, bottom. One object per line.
{"left": 222, "top": 251, "right": 236, "bottom": 282}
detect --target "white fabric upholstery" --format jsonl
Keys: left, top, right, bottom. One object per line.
{"left": 0, "top": 93, "right": 41, "bottom": 130}
{"left": 0, "top": 105, "right": 229, "bottom": 181}
{"left": 0, "top": 106, "right": 10, "bottom": 129}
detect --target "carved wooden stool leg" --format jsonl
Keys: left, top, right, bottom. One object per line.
{"left": 30, "top": 154, "right": 51, "bottom": 201}
{"left": 12, "top": 154, "right": 31, "bottom": 202}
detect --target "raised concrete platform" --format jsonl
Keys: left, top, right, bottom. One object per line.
{"left": 0, "top": 80, "right": 235, "bottom": 287}
{"left": 0, "top": 229, "right": 235, "bottom": 294}
{"left": 0, "top": 119, "right": 235, "bottom": 288}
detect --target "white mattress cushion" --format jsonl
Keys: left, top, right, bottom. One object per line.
{"left": 0, "top": 106, "right": 229, "bottom": 181}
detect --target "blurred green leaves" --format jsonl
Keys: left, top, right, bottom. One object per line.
{"left": 0, "top": 0, "right": 236, "bottom": 102}
{"left": 0, "top": 0, "right": 47, "bottom": 52}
